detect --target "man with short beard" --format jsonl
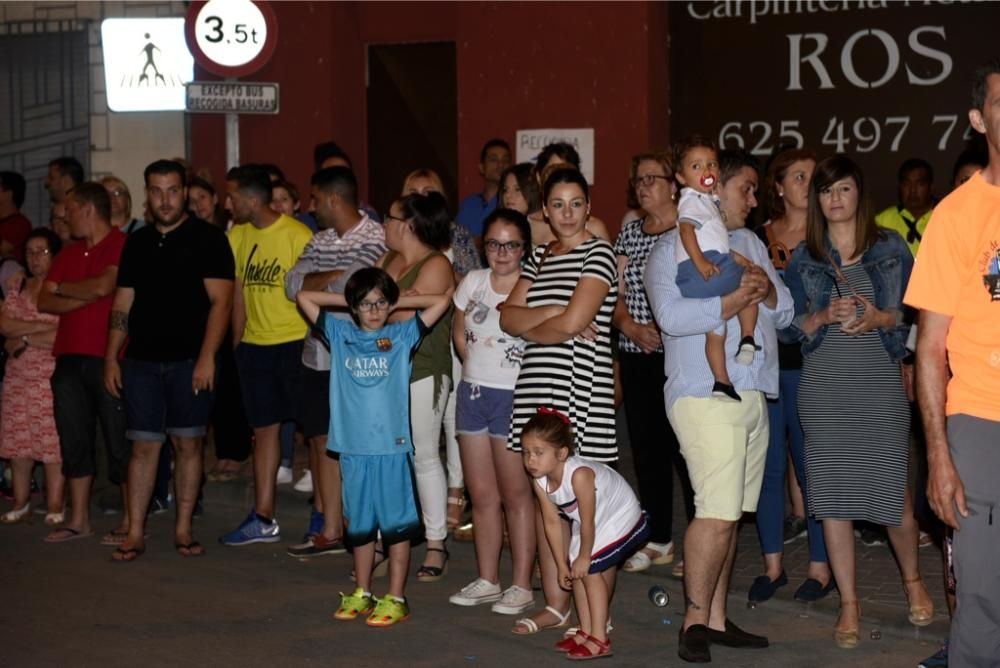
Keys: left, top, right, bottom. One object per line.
{"left": 102, "top": 159, "right": 234, "bottom": 560}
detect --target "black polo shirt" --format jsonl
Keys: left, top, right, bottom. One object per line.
{"left": 117, "top": 216, "right": 235, "bottom": 361}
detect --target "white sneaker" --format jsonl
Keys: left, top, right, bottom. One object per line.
{"left": 491, "top": 585, "right": 535, "bottom": 615}
{"left": 276, "top": 466, "right": 293, "bottom": 485}
{"left": 448, "top": 578, "right": 502, "bottom": 606}
{"left": 293, "top": 470, "right": 313, "bottom": 493}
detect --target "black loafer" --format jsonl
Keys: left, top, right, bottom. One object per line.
{"left": 747, "top": 571, "right": 788, "bottom": 602}
{"left": 678, "top": 624, "right": 712, "bottom": 663}
{"left": 707, "top": 619, "right": 769, "bottom": 649}
{"left": 794, "top": 577, "right": 837, "bottom": 602}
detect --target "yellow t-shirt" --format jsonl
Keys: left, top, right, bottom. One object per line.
{"left": 904, "top": 171, "right": 1000, "bottom": 421}
{"left": 875, "top": 205, "right": 933, "bottom": 256}
{"left": 229, "top": 214, "right": 313, "bottom": 345}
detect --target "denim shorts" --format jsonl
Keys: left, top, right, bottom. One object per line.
{"left": 121, "top": 358, "right": 214, "bottom": 442}
{"left": 676, "top": 250, "right": 743, "bottom": 299}
{"left": 340, "top": 452, "right": 421, "bottom": 547}
{"left": 455, "top": 380, "right": 515, "bottom": 440}
{"left": 234, "top": 340, "right": 305, "bottom": 428}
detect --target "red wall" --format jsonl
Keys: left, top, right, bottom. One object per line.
{"left": 190, "top": 1, "right": 670, "bottom": 235}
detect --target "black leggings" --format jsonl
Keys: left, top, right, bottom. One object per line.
{"left": 619, "top": 350, "right": 695, "bottom": 544}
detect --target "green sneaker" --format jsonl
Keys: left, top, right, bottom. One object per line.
{"left": 366, "top": 595, "right": 410, "bottom": 627}
{"left": 334, "top": 588, "right": 375, "bottom": 621}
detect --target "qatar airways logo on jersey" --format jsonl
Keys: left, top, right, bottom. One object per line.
{"left": 344, "top": 356, "right": 389, "bottom": 378}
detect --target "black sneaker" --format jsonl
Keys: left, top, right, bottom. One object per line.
{"left": 148, "top": 496, "right": 170, "bottom": 516}
{"left": 858, "top": 526, "right": 886, "bottom": 547}
{"left": 711, "top": 381, "right": 741, "bottom": 402}
{"left": 783, "top": 515, "right": 807, "bottom": 544}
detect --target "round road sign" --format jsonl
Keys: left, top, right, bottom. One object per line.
{"left": 185, "top": 0, "right": 278, "bottom": 78}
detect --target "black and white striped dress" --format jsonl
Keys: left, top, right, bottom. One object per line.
{"left": 798, "top": 263, "right": 910, "bottom": 526}
{"left": 507, "top": 238, "right": 618, "bottom": 462}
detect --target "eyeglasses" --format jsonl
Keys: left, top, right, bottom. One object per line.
{"left": 384, "top": 214, "right": 407, "bottom": 224}
{"left": 485, "top": 240, "right": 525, "bottom": 254}
{"left": 357, "top": 299, "right": 390, "bottom": 312}
{"left": 107, "top": 189, "right": 126, "bottom": 198}
{"left": 26, "top": 248, "right": 51, "bottom": 257}
{"left": 631, "top": 174, "right": 671, "bottom": 189}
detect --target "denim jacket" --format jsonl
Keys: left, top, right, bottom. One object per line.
{"left": 783, "top": 229, "right": 913, "bottom": 361}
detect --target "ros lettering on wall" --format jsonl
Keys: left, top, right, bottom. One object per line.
{"left": 670, "top": 1, "right": 998, "bottom": 207}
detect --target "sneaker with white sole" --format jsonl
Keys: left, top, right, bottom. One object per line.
{"left": 276, "top": 466, "right": 293, "bottom": 485}
{"left": 293, "top": 470, "right": 313, "bottom": 493}
{"left": 220, "top": 511, "right": 281, "bottom": 546}
{"left": 491, "top": 585, "right": 535, "bottom": 615}
{"left": 449, "top": 578, "right": 502, "bottom": 606}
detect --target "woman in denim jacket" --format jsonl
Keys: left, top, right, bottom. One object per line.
{"left": 784, "top": 156, "right": 932, "bottom": 649}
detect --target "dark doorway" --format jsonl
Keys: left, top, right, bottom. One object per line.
{"left": 0, "top": 24, "right": 90, "bottom": 229}
{"left": 367, "top": 42, "right": 457, "bottom": 217}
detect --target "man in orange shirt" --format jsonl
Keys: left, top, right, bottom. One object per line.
{"left": 906, "top": 59, "right": 1000, "bottom": 666}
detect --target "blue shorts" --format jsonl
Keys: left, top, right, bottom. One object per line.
{"left": 340, "top": 452, "right": 421, "bottom": 547}
{"left": 455, "top": 381, "right": 514, "bottom": 440}
{"left": 122, "top": 358, "right": 214, "bottom": 443}
{"left": 234, "top": 340, "right": 304, "bottom": 428}
{"left": 589, "top": 512, "right": 651, "bottom": 574}
{"left": 676, "top": 251, "right": 743, "bottom": 299}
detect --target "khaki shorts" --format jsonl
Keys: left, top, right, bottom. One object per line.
{"left": 667, "top": 391, "right": 769, "bottom": 521}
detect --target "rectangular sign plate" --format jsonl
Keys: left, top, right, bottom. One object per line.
{"left": 185, "top": 81, "right": 279, "bottom": 114}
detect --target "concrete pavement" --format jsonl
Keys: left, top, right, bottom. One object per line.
{"left": 0, "top": 456, "right": 948, "bottom": 668}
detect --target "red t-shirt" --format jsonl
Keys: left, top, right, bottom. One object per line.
{"left": 0, "top": 212, "right": 32, "bottom": 264}
{"left": 47, "top": 229, "right": 127, "bottom": 358}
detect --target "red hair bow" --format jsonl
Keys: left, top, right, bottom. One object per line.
{"left": 537, "top": 406, "right": 570, "bottom": 424}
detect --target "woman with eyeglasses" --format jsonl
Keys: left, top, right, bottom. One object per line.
{"left": 614, "top": 151, "right": 695, "bottom": 575}
{"left": 0, "top": 229, "right": 64, "bottom": 525}
{"left": 101, "top": 176, "right": 144, "bottom": 234}
{"left": 500, "top": 167, "right": 618, "bottom": 635}
{"left": 378, "top": 192, "right": 456, "bottom": 582}
{"left": 784, "top": 155, "right": 930, "bottom": 648}
{"left": 447, "top": 208, "right": 536, "bottom": 614}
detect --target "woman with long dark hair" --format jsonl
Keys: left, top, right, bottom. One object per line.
{"left": 785, "top": 155, "right": 931, "bottom": 649}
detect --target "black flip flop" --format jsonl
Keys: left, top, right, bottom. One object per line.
{"left": 175, "top": 541, "right": 205, "bottom": 557}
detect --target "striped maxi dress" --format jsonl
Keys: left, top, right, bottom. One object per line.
{"left": 798, "top": 262, "right": 911, "bottom": 526}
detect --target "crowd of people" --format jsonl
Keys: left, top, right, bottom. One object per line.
{"left": 1, "top": 60, "right": 999, "bottom": 666}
